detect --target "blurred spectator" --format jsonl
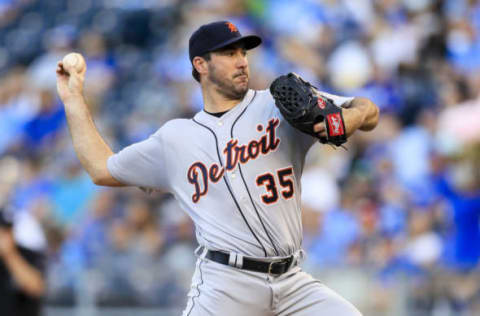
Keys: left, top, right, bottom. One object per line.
{"left": 21, "top": 89, "right": 65, "bottom": 152}
{"left": 0, "top": 157, "right": 46, "bottom": 316}
{"left": 0, "top": 208, "right": 46, "bottom": 316}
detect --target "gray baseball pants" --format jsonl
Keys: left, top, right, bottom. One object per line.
{"left": 182, "top": 250, "right": 362, "bottom": 316}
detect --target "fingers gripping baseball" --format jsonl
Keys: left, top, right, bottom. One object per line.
{"left": 56, "top": 52, "right": 87, "bottom": 102}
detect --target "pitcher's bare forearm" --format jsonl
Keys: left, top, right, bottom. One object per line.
{"left": 342, "top": 97, "right": 379, "bottom": 136}
{"left": 56, "top": 55, "right": 123, "bottom": 186}
{"left": 63, "top": 95, "right": 124, "bottom": 186}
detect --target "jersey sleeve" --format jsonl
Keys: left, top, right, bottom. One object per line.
{"left": 318, "top": 91, "right": 354, "bottom": 107}
{"left": 107, "top": 130, "right": 169, "bottom": 190}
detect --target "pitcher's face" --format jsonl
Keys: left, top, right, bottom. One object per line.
{"left": 207, "top": 46, "right": 250, "bottom": 100}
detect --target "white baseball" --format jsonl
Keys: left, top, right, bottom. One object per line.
{"left": 62, "top": 52, "right": 86, "bottom": 73}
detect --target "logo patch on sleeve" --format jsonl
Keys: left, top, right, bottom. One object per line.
{"left": 327, "top": 113, "right": 344, "bottom": 136}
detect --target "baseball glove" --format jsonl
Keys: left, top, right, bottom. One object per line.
{"left": 269, "top": 73, "right": 347, "bottom": 147}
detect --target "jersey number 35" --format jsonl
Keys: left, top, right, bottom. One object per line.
{"left": 256, "top": 167, "right": 294, "bottom": 205}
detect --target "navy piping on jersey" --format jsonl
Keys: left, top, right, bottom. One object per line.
{"left": 186, "top": 259, "right": 204, "bottom": 316}
{"left": 192, "top": 117, "right": 268, "bottom": 257}
{"left": 230, "top": 91, "right": 281, "bottom": 257}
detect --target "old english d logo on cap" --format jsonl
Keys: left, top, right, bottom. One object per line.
{"left": 189, "top": 21, "right": 262, "bottom": 62}
{"left": 226, "top": 22, "right": 238, "bottom": 33}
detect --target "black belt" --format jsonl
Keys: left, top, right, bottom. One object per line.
{"left": 205, "top": 250, "right": 295, "bottom": 276}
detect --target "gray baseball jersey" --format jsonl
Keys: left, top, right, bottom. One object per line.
{"left": 107, "top": 89, "right": 352, "bottom": 258}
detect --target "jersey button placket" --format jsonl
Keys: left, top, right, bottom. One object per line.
{"left": 230, "top": 163, "right": 240, "bottom": 180}
{"left": 230, "top": 167, "right": 238, "bottom": 179}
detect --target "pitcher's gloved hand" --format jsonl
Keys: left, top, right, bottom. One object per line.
{"left": 270, "top": 73, "right": 347, "bottom": 146}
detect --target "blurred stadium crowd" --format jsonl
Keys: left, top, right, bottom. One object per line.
{"left": 1, "top": 0, "right": 480, "bottom": 315}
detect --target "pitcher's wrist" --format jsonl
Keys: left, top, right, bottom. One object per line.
{"left": 62, "top": 92, "right": 85, "bottom": 105}
{"left": 342, "top": 107, "right": 363, "bottom": 136}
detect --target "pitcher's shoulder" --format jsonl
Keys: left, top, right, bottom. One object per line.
{"left": 253, "top": 89, "right": 274, "bottom": 102}
{"left": 153, "top": 118, "right": 195, "bottom": 138}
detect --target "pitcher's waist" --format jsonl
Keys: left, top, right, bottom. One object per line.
{"left": 196, "top": 246, "right": 305, "bottom": 276}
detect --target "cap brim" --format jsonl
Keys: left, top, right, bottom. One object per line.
{"left": 209, "top": 35, "right": 262, "bottom": 53}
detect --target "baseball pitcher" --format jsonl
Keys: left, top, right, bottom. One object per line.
{"left": 56, "top": 21, "right": 379, "bottom": 315}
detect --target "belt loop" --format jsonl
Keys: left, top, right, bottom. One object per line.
{"left": 293, "top": 250, "right": 299, "bottom": 264}
{"left": 236, "top": 254, "right": 244, "bottom": 269}
{"left": 295, "top": 249, "right": 305, "bottom": 265}
{"left": 201, "top": 247, "right": 208, "bottom": 259}
{"left": 196, "top": 246, "right": 208, "bottom": 259}
{"left": 228, "top": 252, "right": 238, "bottom": 267}
{"left": 298, "top": 249, "right": 306, "bottom": 262}
{"left": 290, "top": 249, "right": 304, "bottom": 268}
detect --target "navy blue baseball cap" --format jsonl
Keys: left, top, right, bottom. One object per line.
{"left": 189, "top": 21, "right": 262, "bottom": 62}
